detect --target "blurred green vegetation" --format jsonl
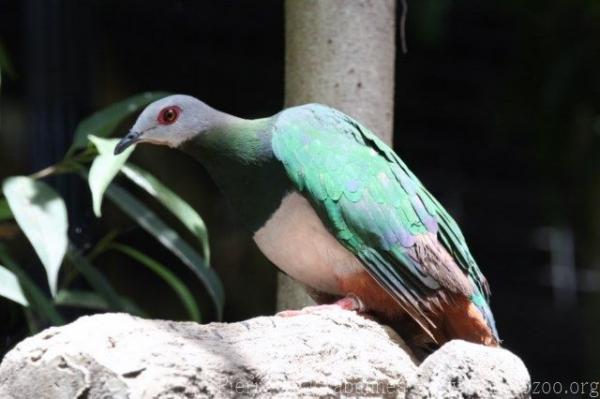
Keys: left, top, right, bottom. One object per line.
{"left": 0, "top": 80, "right": 223, "bottom": 333}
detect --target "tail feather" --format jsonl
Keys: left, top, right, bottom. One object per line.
{"left": 470, "top": 288, "right": 500, "bottom": 342}
{"left": 441, "top": 292, "right": 499, "bottom": 346}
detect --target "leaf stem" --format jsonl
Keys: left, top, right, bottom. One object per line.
{"left": 29, "top": 147, "right": 97, "bottom": 180}
{"left": 29, "top": 164, "right": 60, "bottom": 179}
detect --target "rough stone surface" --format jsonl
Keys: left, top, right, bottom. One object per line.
{"left": 407, "top": 340, "right": 531, "bottom": 399}
{"left": 0, "top": 309, "right": 530, "bottom": 398}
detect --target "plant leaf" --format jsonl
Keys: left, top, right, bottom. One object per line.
{"left": 105, "top": 183, "right": 224, "bottom": 319}
{"left": 121, "top": 164, "right": 211, "bottom": 264}
{"left": 110, "top": 243, "right": 201, "bottom": 321}
{"left": 88, "top": 229, "right": 120, "bottom": 260}
{"left": 88, "top": 136, "right": 134, "bottom": 217}
{"left": 55, "top": 289, "right": 109, "bottom": 310}
{"left": 55, "top": 289, "right": 143, "bottom": 316}
{"left": 0, "top": 264, "right": 28, "bottom": 306}
{"left": 2, "top": 176, "right": 68, "bottom": 297}
{"left": 68, "top": 91, "right": 169, "bottom": 155}
{"left": 0, "top": 244, "right": 64, "bottom": 325}
{"left": 0, "top": 197, "right": 12, "bottom": 221}
{"left": 65, "top": 244, "right": 143, "bottom": 316}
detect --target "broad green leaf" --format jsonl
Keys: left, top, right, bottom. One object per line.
{"left": 0, "top": 244, "right": 64, "bottom": 325}
{"left": 88, "top": 136, "right": 134, "bottom": 217}
{"left": 2, "top": 176, "right": 68, "bottom": 297}
{"left": 65, "top": 245, "right": 143, "bottom": 316}
{"left": 121, "top": 164, "right": 210, "bottom": 264}
{"left": 111, "top": 243, "right": 201, "bottom": 321}
{"left": 0, "top": 264, "right": 28, "bottom": 306}
{"left": 0, "top": 197, "right": 12, "bottom": 221}
{"left": 68, "top": 91, "right": 169, "bottom": 155}
{"left": 105, "top": 183, "right": 224, "bottom": 319}
{"left": 55, "top": 289, "right": 144, "bottom": 316}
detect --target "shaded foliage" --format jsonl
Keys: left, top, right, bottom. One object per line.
{"left": 0, "top": 92, "right": 222, "bottom": 338}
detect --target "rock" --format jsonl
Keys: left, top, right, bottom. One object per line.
{"left": 407, "top": 341, "right": 531, "bottom": 399}
{"left": 0, "top": 309, "right": 530, "bottom": 398}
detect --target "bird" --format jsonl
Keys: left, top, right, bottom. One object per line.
{"left": 115, "top": 94, "right": 499, "bottom": 351}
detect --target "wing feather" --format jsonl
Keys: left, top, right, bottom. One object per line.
{"left": 271, "top": 104, "right": 496, "bottom": 340}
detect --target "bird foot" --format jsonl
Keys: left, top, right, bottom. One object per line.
{"left": 276, "top": 294, "right": 366, "bottom": 317}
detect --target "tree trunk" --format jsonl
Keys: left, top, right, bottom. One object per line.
{"left": 278, "top": 0, "right": 396, "bottom": 310}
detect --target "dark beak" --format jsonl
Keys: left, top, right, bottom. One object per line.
{"left": 114, "top": 130, "right": 143, "bottom": 155}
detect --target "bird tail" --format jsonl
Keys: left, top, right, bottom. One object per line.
{"left": 438, "top": 289, "right": 499, "bottom": 347}
{"left": 470, "top": 288, "right": 500, "bottom": 342}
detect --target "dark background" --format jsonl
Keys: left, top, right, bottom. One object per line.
{"left": 1, "top": 0, "right": 599, "bottom": 385}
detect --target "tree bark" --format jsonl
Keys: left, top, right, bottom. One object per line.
{"left": 278, "top": 0, "right": 397, "bottom": 310}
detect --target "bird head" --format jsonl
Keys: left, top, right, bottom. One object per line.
{"left": 114, "top": 94, "right": 220, "bottom": 155}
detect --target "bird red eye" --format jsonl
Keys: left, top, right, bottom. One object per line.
{"left": 158, "top": 106, "right": 181, "bottom": 125}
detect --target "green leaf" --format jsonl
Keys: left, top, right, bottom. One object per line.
{"left": 23, "top": 308, "right": 41, "bottom": 334}
{"left": 0, "top": 264, "right": 28, "bottom": 306}
{"left": 68, "top": 91, "right": 169, "bottom": 155}
{"left": 55, "top": 289, "right": 109, "bottom": 310}
{"left": 110, "top": 243, "right": 201, "bottom": 321}
{"left": 2, "top": 176, "right": 68, "bottom": 297}
{"left": 88, "top": 136, "right": 134, "bottom": 217}
{"left": 0, "top": 244, "right": 64, "bottom": 325}
{"left": 65, "top": 245, "right": 143, "bottom": 316}
{"left": 105, "top": 183, "right": 224, "bottom": 319}
{"left": 0, "top": 197, "right": 12, "bottom": 221}
{"left": 55, "top": 289, "right": 143, "bottom": 315}
{"left": 121, "top": 163, "right": 211, "bottom": 264}
{"left": 88, "top": 229, "right": 120, "bottom": 260}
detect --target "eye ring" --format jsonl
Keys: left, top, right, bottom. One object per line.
{"left": 158, "top": 106, "right": 181, "bottom": 125}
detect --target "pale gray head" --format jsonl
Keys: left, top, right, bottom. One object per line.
{"left": 114, "top": 94, "right": 224, "bottom": 154}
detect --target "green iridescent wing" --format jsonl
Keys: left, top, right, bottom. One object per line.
{"left": 271, "top": 104, "right": 497, "bottom": 339}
